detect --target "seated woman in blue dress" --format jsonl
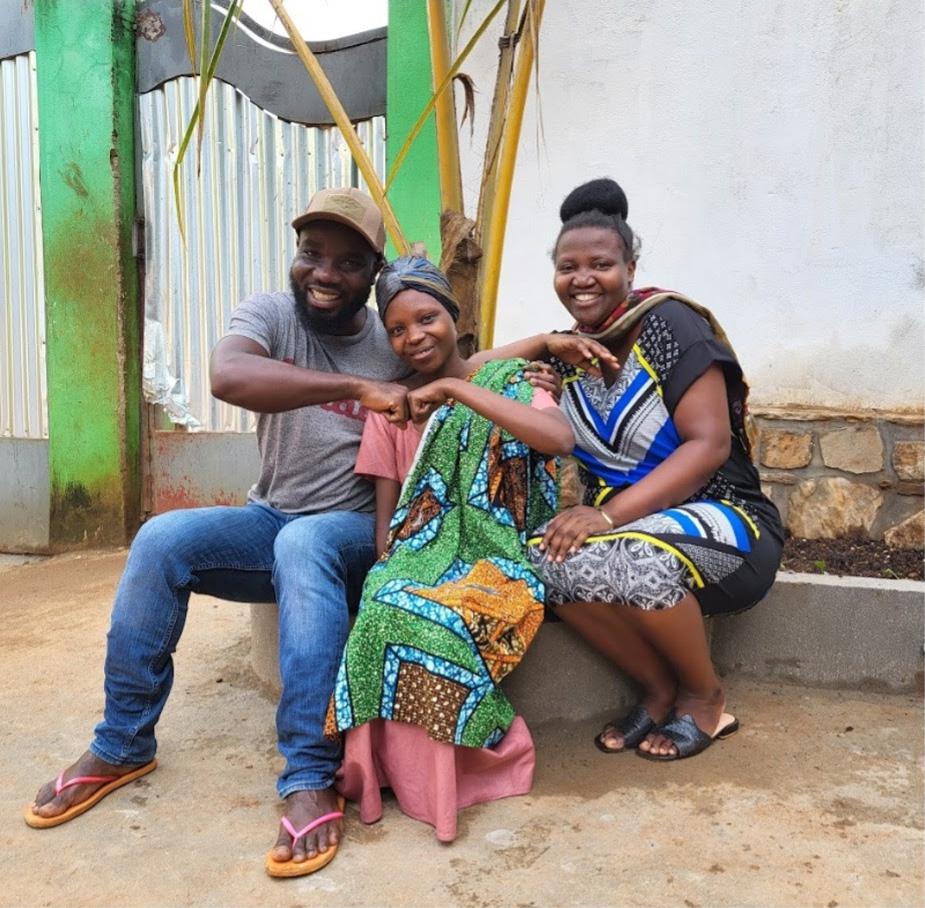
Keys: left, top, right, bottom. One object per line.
{"left": 494, "top": 178, "right": 784, "bottom": 760}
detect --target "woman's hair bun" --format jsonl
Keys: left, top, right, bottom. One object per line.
{"left": 559, "top": 178, "right": 628, "bottom": 223}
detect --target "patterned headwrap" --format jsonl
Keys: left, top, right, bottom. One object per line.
{"left": 375, "top": 255, "right": 460, "bottom": 322}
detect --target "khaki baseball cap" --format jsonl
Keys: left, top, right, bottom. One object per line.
{"left": 291, "top": 187, "right": 386, "bottom": 254}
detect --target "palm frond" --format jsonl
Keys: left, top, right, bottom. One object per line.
{"left": 474, "top": 0, "right": 521, "bottom": 247}
{"left": 427, "top": 0, "right": 463, "bottom": 214}
{"left": 455, "top": 0, "right": 475, "bottom": 40}
{"left": 478, "top": 0, "right": 544, "bottom": 348}
{"left": 196, "top": 0, "right": 211, "bottom": 166}
{"left": 181, "top": 0, "right": 197, "bottom": 69}
{"left": 173, "top": 0, "right": 243, "bottom": 242}
{"left": 455, "top": 73, "right": 476, "bottom": 138}
{"left": 267, "top": 0, "right": 409, "bottom": 255}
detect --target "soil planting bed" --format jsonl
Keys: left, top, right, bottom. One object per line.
{"left": 781, "top": 533, "right": 923, "bottom": 581}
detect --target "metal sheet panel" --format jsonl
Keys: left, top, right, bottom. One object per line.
{"left": 150, "top": 430, "right": 260, "bottom": 513}
{"left": 0, "top": 52, "right": 47, "bottom": 440}
{"left": 139, "top": 76, "right": 386, "bottom": 432}
{"left": 0, "top": 438, "right": 50, "bottom": 550}
{"left": 0, "top": 1, "right": 35, "bottom": 60}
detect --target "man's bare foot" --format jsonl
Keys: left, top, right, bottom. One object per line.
{"left": 638, "top": 689, "right": 729, "bottom": 757}
{"left": 25, "top": 751, "right": 157, "bottom": 828}
{"left": 30, "top": 750, "right": 152, "bottom": 821}
{"left": 270, "top": 788, "right": 344, "bottom": 865}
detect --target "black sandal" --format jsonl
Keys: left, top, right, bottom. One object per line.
{"left": 593, "top": 704, "right": 658, "bottom": 754}
{"left": 635, "top": 713, "right": 740, "bottom": 762}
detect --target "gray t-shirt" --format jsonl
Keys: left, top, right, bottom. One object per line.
{"left": 228, "top": 290, "right": 405, "bottom": 514}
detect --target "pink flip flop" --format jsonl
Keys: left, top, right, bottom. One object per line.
{"left": 24, "top": 760, "right": 158, "bottom": 829}
{"left": 265, "top": 795, "right": 346, "bottom": 878}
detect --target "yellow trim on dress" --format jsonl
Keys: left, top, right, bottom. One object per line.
{"left": 610, "top": 531, "right": 704, "bottom": 586}
{"left": 592, "top": 486, "right": 611, "bottom": 507}
{"left": 633, "top": 345, "right": 664, "bottom": 397}
{"left": 526, "top": 530, "right": 705, "bottom": 588}
{"left": 721, "top": 499, "right": 760, "bottom": 539}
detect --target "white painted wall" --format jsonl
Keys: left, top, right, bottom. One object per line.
{"left": 455, "top": 0, "right": 924, "bottom": 412}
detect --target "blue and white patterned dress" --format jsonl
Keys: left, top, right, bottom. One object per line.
{"left": 527, "top": 299, "right": 783, "bottom": 617}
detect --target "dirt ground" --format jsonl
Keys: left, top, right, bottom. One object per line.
{"left": 1, "top": 550, "right": 922, "bottom": 908}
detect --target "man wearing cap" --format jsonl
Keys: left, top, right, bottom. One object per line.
{"left": 25, "top": 188, "right": 409, "bottom": 876}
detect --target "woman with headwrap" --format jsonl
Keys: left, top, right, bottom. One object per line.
{"left": 326, "top": 256, "right": 573, "bottom": 842}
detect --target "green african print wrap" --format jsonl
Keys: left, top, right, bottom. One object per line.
{"left": 328, "top": 358, "right": 559, "bottom": 748}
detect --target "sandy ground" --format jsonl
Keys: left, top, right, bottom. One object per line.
{"left": 1, "top": 550, "right": 922, "bottom": 908}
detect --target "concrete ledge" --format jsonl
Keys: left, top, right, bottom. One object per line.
{"left": 501, "top": 621, "right": 637, "bottom": 723}
{"left": 250, "top": 572, "right": 925, "bottom": 721}
{"left": 710, "top": 572, "right": 924, "bottom": 691}
{"left": 250, "top": 602, "right": 281, "bottom": 692}
{"left": 249, "top": 602, "right": 636, "bottom": 723}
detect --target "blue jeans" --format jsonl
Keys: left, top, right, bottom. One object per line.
{"left": 91, "top": 503, "right": 376, "bottom": 798}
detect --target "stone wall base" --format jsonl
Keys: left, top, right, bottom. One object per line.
{"left": 754, "top": 408, "right": 923, "bottom": 548}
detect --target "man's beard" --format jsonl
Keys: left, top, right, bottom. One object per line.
{"left": 290, "top": 275, "right": 370, "bottom": 334}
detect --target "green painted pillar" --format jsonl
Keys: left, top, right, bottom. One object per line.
{"left": 34, "top": 1, "right": 141, "bottom": 548}
{"left": 386, "top": 1, "right": 442, "bottom": 261}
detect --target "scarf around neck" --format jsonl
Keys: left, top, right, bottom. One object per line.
{"left": 575, "top": 287, "right": 758, "bottom": 459}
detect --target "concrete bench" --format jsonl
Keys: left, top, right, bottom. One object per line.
{"left": 250, "top": 572, "right": 924, "bottom": 722}
{"left": 250, "top": 603, "right": 639, "bottom": 725}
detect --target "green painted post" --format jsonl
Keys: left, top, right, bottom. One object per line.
{"left": 34, "top": 1, "right": 141, "bottom": 548}
{"left": 386, "top": 1, "right": 442, "bottom": 261}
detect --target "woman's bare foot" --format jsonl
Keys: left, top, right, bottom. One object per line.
{"left": 270, "top": 788, "right": 343, "bottom": 865}
{"left": 638, "top": 688, "right": 729, "bottom": 757}
{"left": 29, "top": 750, "right": 151, "bottom": 821}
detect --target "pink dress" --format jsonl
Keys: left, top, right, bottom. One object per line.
{"left": 337, "top": 389, "right": 556, "bottom": 842}
{"left": 335, "top": 717, "right": 535, "bottom": 842}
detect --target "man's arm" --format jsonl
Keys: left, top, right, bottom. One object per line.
{"left": 210, "top": 335, "right": 409, "bottom": 422}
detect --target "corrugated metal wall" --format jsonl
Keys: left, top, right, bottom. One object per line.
{"left": 139, "top": 76, "right": 386, "bottom": 432}
{"left": 0, "top": 52, "right": 47, "bottom": 440}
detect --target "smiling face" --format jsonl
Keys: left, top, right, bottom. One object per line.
{"left": 383, "top": 288, "right": 461, "bottom": 376}
{"left": 289, "top": 221, "right": 380, "bottom": 334}
{"left": 553, "top": 226, "right": 636, "bottom": 328}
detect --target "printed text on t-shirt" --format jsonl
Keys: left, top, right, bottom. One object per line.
{"left": 321, "top": 399, "right": 368, "bottom": 421}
